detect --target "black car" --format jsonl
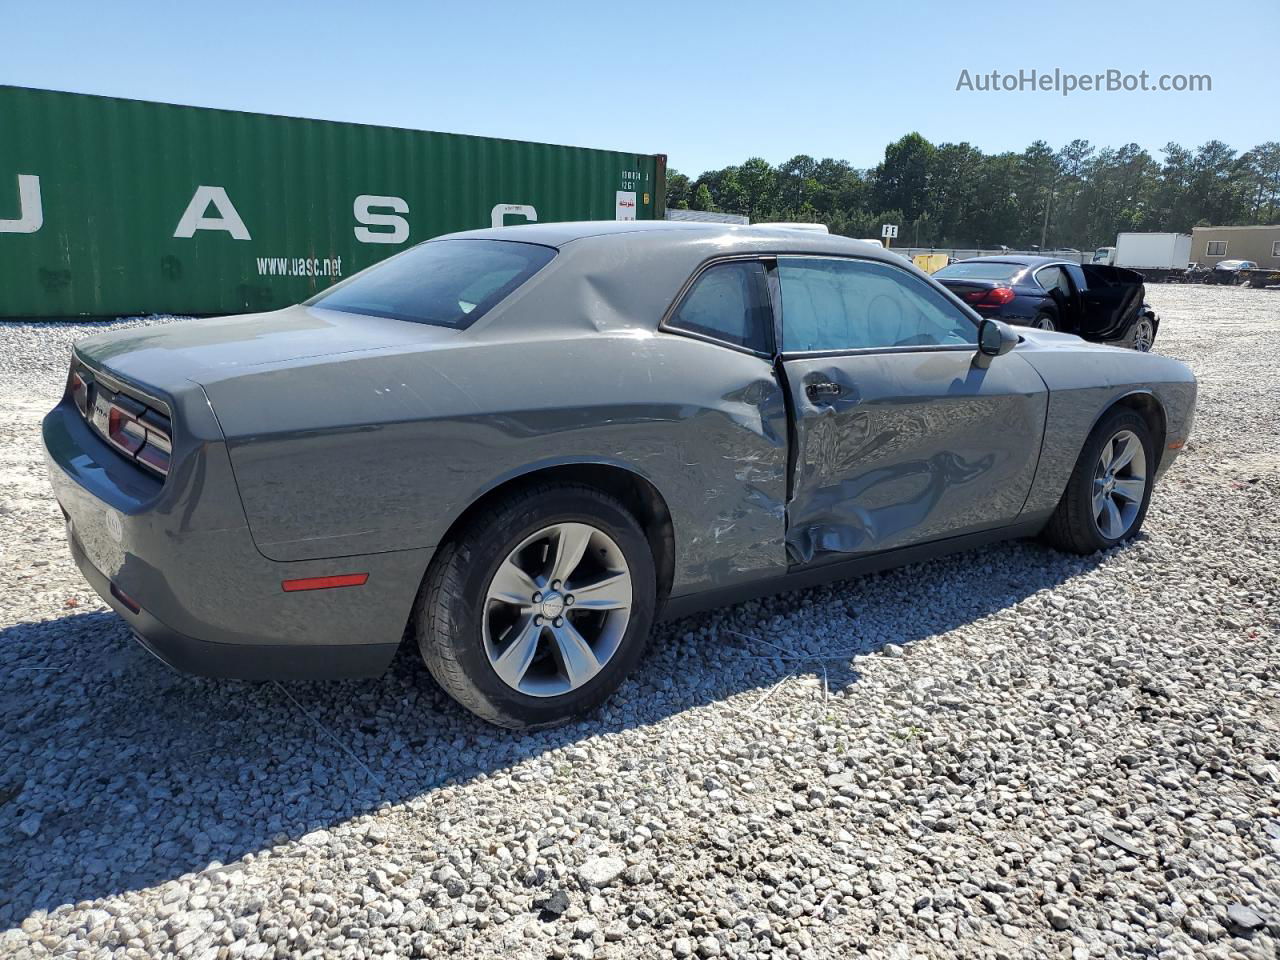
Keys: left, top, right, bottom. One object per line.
{"left": 1206, "top": 259, "right": 1259, "bottom": 285}
{"left": 933, "top": 256, "right": 1158, "bottom": 351}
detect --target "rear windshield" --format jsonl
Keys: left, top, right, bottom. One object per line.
{"left": 933, "top": 262, "right": 1024, "bottom": 282}
{"left": 308, "top": 239, "right": 556, "bottom": 327}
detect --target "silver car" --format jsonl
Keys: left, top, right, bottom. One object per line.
{"left": 44, "top": 222, "right": 1197, "bottom": 728}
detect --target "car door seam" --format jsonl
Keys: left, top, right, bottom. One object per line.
{"left": 1012, "top": 352, "right": 1054, "bottom": 519}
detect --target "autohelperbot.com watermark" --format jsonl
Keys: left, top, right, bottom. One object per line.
{"left": 955, "top": 68, "right": 1211, "bottom": 96}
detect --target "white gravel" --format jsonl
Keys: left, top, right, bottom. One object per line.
{"left": 1, "top": 289, "right": 1277, "bottom": 960}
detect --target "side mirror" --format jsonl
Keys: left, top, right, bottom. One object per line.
{"left": 975, "top": 318, "right": 1018, "bottom": 367}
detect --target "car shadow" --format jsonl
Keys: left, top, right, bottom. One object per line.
{"left": 0, "top": 535, "right": 1107, "bottom": 927}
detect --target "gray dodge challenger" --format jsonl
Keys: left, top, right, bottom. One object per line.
{"left": 44, "top": 222, "right": 1197, "bottom": 728}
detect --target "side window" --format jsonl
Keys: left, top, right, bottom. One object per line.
{"left": 1037, "top": 265, "right": 1073, "bottom": 298}
{"left": 1064, "top": 262, "right": 1088, "bottom": 291}
{"left": 1205, "top": 240, "right": 1227, "bottom": 256}
{"left": 668, "top": 260, "right": 772, "bottom": 353}
{"left": 1035, "top": 265, "right": 1062, "bottom": 290}
{"left": 778, "top": 258, "right": 977, "bottom": 352}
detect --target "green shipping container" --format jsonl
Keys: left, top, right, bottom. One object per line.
{"left": 0, "top": 86, "right": 667, "bottom": 318}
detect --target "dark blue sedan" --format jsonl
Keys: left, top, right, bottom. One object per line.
{"left": 933, "top": 256, "right": 1158, "bottom": 351}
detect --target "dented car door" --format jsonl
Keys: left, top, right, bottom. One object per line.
{"left": 774, "top": 256, "right": 1048, "bottom": 565}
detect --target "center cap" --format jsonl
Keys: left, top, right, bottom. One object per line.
{"left": 539, "top": 592, "right": 566, "bottom": 619}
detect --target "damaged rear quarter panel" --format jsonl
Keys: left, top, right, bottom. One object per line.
{"left": 204, "top": 332, "right": 791, "bottom": 593}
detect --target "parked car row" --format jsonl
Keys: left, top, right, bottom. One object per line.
{"left": 1144, "top": 259, "right": 1276, "bottom": 287}
{"left": 901, "top": 231, "right": 1278, "bottom": 289}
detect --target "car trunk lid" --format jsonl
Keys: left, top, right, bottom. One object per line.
{"left": 935, "top": 277, "right": 1000, "bottom": 299}
{"left": 73, "top": 305, "right": 461, "bottom": 391}
{"left": 935, "top": 278, "right": 1015, "bottom": 310}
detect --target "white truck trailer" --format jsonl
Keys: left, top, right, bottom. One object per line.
{"left": 1091, "top": 233, "right": 1193, "bottom": 281}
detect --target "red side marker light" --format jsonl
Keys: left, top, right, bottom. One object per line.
{"left": 1167, "top": 440, "right": 1185, "bottom": 450}
{"left": 110, "top": 583, "right": 142, "bottom": 614}
{"left": 281, "top": 573, "right": 369, "bottom": 592}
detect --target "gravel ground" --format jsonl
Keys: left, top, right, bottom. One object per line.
{"left": 1, "top": 289, "right": 1277, "bottom": 960}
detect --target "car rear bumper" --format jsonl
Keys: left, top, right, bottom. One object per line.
{"left": 65, "top": 522, "right": 399, "bottom": 680}
{"left": 43, "top": 395, "right": 429, "bottom": 681}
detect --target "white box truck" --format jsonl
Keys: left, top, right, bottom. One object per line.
{"left": 1091, "top": 233, "right": 1193, "bottom": 281}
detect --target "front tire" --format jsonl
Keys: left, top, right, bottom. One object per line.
{"left": 415, "top": 484, "right": 657, "bottom": 728}
{"left": 1042, "top": 409, "right": 1155, "bottom": 555}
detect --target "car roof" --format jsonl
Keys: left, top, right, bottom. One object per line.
{"left": 430, "top": 221, "right": 954, "bottom": 340}
{"left": 431, "top": 220, "right": 901, "bottom": 262}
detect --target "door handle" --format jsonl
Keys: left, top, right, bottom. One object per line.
{"left": 805, "top": 381, "right": 843, "bottom": 401}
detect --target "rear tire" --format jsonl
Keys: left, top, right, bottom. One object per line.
{"left": 1033, "top": 313, "right": 1056, "bottom": 331}
{"left": 415, "top": 484, "right": 657, "bottom": 729}
{"left": 1125, "top": 316, "right": 1157, "bottom": 352}
{"left": 1041, "top": 409, "right": 1155, "bottom": 555}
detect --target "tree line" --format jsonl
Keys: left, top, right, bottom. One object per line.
{"left": 665, "top": 134, "right": 1280, "bottom": 250}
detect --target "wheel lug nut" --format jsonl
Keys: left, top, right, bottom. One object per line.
{"left": 553, "top": 617, "right": 564, "bottom": 627}
{"left": 551, "top": 580, "right": 561, "bottom": 590}
{"left": 534, "top": 615, "right": 544, "bottom": 626}
{"left": 565, "top": 595, "right": 575, "bottom": 606}
{"left": 532, "top": 592, "right": 542, "bottom": 603}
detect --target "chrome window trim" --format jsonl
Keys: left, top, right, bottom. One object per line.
{"left": 779, "top": 343, "right": 976, "bottom": 361}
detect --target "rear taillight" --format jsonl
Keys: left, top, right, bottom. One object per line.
{"left": 963, "top": 287, "right": 1016, "bottom": 307}
{"left": 105, "top": 401, "right": 172, "bottom": 476}
{"left": 70, "top": 360, "right": 173, "bottom": 477}
{"left": 68, "top": 368, "right": 90, "bottom": 417}
{"left": 136, "top": 423, "right": 172, "bottom": 475}
{"left": 107, "top": 398, "right": 147, "bottom": 454}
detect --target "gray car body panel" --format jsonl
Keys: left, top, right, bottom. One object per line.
{"left": 779, "top": 348, "right": 1049, "bottom": 564}
{"left": 48, "top": 222, "right": 1196, "bottom": 677}
{"left": 1009, "top": 330, "right": 1196, "bottom": 514}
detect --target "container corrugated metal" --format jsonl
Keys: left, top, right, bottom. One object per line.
{"left": 0, "top": 86, "right": 666, "bottom": 317}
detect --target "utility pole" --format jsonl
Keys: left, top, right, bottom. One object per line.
{"left": 1040, "top": 185, "right": 1055, "bottom": 250}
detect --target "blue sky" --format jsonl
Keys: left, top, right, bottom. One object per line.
{"left": 4, "top": 0, "right": 1273, "bottom": 175}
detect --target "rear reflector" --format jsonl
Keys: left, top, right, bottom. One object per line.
{"left": 1167, "top": 440, "right": 1185, "bottom": 450}
{"left": 110, "top": 583, "right": 141, "bottom": 614}
{"left": 281, "top": 573, "right": 369, "bottom": 592}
